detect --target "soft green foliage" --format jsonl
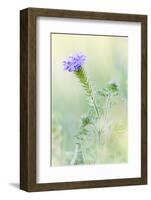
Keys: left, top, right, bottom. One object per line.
{"left": 71, "top": 68, "right": 122, "bottom": 165}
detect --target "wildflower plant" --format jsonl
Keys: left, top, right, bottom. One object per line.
{"left": 63, "top": 52, "right": 120, "bottom": 165}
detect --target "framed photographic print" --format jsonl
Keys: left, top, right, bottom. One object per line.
{"left": 20, "top": 8, "right": 147, "bottom": 192}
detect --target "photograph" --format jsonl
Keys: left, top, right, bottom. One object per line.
{"left": 20, "top": 7, "right": 147, "bottom": 192}
{"left": 51, "top": 33, "right": 128, "bottom": 166}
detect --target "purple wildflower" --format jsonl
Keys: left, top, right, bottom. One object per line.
{"left": 63, "top": 52, "right": 86, "bottom": 72}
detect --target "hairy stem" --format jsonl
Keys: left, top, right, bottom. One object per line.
{"left": 70, "top": 143, "right": 84, "bottom": 165}
{"left": 74, "top": 68, "right": 99, "bottom": 117}
{"left": 90, "top": 123, "right": 100, "bottom": 144}
{"left": 99, "top": 94, "right": 111, "bottom": 140}
{"left": 72, "top": 67, "right": 100, "bottom": 165}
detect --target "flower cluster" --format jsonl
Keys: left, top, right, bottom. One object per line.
{"left": 63, "top": 52, "right": 86, "bottom": 72}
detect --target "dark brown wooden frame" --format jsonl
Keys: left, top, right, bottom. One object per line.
{"left": 20, "top": 7, "right": 147, "bottom": 192}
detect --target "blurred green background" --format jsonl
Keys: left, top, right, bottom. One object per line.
{"left": 51, "top": 33, "right": 128, "bottom": 166}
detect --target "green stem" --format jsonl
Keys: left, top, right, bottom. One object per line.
{"left": 74, "top": 68, "right": 99, "bottom": 117}
{"left": 99, "top": 94, "right": 111, "bottom": 139}
{"left": 72, "top": 67, "right": 100, "bottom": 165}
{"left": 103, "top": 94, "right": 111, "bottom": 129}
{"left": 90, "top": 123, "right": 99, "bottom": 143}
{"left": 91, "top": 95, "right": 99, "bottom": 117}
{"left": 70, "top": 143, "right": 84, "bottom": 165}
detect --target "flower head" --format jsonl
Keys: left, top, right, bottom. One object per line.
{"left": 63, "top": 52, "right": 86, "bottom": 72}
{"left": 108, "top": 79, "right": 119, "bottom": 93}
